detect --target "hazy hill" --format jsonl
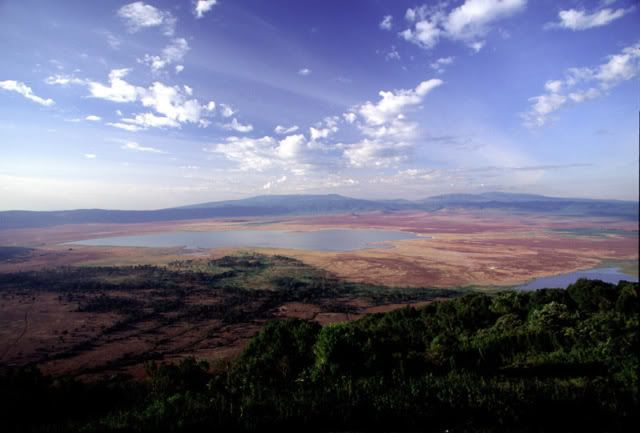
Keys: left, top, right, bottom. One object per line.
{"left": 0, "top": 193, "right": 637, "bottom": 229}
{"left": 420, "top": 192, "right": 639, "bottom": 219}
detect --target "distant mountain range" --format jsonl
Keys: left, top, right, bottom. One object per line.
{"left": 0, "top": 193, "right": 638, "bottom": 229}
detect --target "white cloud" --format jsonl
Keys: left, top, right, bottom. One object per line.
{"left": 122, "top": 112, "right": 180, "bottom": 129}
{"left": 524, "top": 42, "right": 640, "bottom": 127}
{"left": 525, "top": 93, "right": 567, "bottom": 127}
{"left": 548, "top": 6, "right": 633, "bottom": 31}
{"left": 0, "top": 80, "right": 54, "bottom": 106}
{"left": 469, "top": 40, "right": 485, "bottom": 52}
{"left": 337, "top": 79, "right": 443, "bottom": 168}
{"left": 298, "top": 68, "right": 312, "bottom": 76}
{"left": 209, "top": 134, "right": 318, "bottom": 173}
{"left": 445, "top": 0, "right": 527, "bottom": 39}
{"left": 262, "top": 175, "right": 287, "bottom": 190}
{"left": 277, "top": 135, "right": 306, "bottom": 159}
{"left": 88, "top": 69, "right": 140, "bottom": 103}
{"left": 343, "top": 112, "right": 357, "bottom": 124}
{"left": 568, "top": 88, "right": 601, "bottom": 103}
{"left": 274, "top": 125, "right": 299, "bottom": 134}
{"left": 380, "top": 15, "right": 393, "bottom": 30}
{"left": 55, "top": 70, "right": 218, "bottom": 129}
{"left": 385, "top": 45, "right": 401, "bottom": 61}
{"left": 194, "top": 0, "right": 218, "bottom": 19}
{"left": 175, "top": 65, "right": 185, "bottom": 73}
{"left": 544, "top": 80, "right": 563, "bottom": 93}
{"left": 107, "top": 122, "right": 144, "bottom": 132}
{"left": 430, "top": 56, "right": 454, "bottom": 73}
{"left": 212, "top": 78, "right": 442, "bottom": 171}
{"left": 84, "top": 153, "right": 97, "bottom": 159}
{"left": 45, "top": 74, "right": 86, "bottom": 86}
{"left": 400, "top": 18, "right": 442, "bottom": 49}
{"left": 358, "top": 79, "right": 443, "bottom": 125}
{"left": 85, "top": 115, "right": 101, "bottom": 121}
{"left": 400, "top": 0, "right": 526, "bottom": 50}
{"left": 595, "top": 43, "right": 640, "bottom": 86}
{"left": 121, "top": 141, "right": 167, "bottom": 153}
{"left": 223, "top": 118, "right": 253, "bottom": 133}
{"left": 219, "top": 103, "right": 236, "bottom": 117}
{"left": 117, "top": 2, "right": 175, "bottom": 36}
{"left": 309, "top": 127, "right": 331, "bottom": 141}
{"left": 210, "top": 136, "right": 278, "bottom": 171}
{"left": 343, "top": 138, "right": 410, "bottom": 168}
{"left": 142, "top": 38, "right": 190, "bottom": 72}
{"left": 139, "top": 81, "right": 212, "bottom": 126}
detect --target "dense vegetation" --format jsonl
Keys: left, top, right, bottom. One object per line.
{"left": 1, "top": 278, "right": 638, "bottom": 432}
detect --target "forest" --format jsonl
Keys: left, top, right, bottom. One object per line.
{"left": 1, "top": 277, "right": 638, "bottom": 432}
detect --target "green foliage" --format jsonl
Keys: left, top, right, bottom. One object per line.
{"left": 1, "top": 279, "right": 638, "bottom": 432}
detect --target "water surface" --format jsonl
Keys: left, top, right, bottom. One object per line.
{"left": 516, "top": 267, "right": 638, "bottom": 290}
{"left": 68, "top": 229, "right": 420, "bottom": 252}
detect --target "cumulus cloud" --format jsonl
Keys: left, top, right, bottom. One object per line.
{"left": 85, "top": 115, "right": 101, "bottom": 121}
{"left": 276, "top": 134, "right": 306, "bottom": 159}
{"left": 139, "top": 81, "right": 214, "bottom": 126}
{"left": 343, "top": 139, "right": 410, "bottom": 168}
{"left": 211, "top": 77, "right": 442, "bottom": 172}
{"left": 194, "top": 0, "right": 218, "bottom": 18}
{"left": 223, "top": 118, "right": 254, "bottom": 133}
{"left": 88, "top": 69, "right": 140, "bottom": 103}
{"left": 400, "top": 0, "right": 526, "bottom": 51}
{"left": 0, "top": 80, "right": 54, "bottom": 106}
{"left": 524, "top": 42, "right": 640, "bottom": 127}
{"left": 48, "top": 69, "right": 218, "bottom": 129}
{"left": 120, "top": 141, "right": 167, "bottom": 153}
{"left": 547, "top": 6, "right": 633, "bottom": 30}
{"left": 298, "top": 68, "right": 312, "bottom": 76}
{"left": 142, "top": 38, "right": 190, "bottom": 72}
{"left": 380, "top": 15, "right": 393, "bottom": 30}
{"left": 209, "top": 136, "right": 279, "bottom": 171}
{"left": 343, "top": 112, "right": 357, "bottom": 124}
{"left": 117, "top": 1, "right": 176, "bottom": 36}
{"left": 337, "top": 79, "right": 443, "bottom": 168}
{"left": 358, "top": 79, "right": 443, "bottom": 125}
{"left": 274, "top": 125, "right": 299, "bottom": 134}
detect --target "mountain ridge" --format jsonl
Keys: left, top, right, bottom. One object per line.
{"left": 0, "top": 192, "right": 637, "bottom": 230}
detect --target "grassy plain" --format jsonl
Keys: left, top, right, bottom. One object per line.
{"left": 0, "top": 210, "right": 636, "bottom": 377}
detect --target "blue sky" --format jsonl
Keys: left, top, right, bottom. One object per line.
{"left": 0, "top": 0, "right": 638, "bottom": 210}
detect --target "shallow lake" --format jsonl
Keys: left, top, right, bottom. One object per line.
{"left": 68, "top": 229, "right": 421, "bottom": 252}
{"left": 516, "top": 267, "right": 638, "bottom": 290}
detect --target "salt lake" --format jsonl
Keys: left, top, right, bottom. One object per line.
{"left": 68, "top": 229, "right": 421, "bottom": 252}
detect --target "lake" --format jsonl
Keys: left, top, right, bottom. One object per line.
{"left": 516, "top": 267, "right": 638, "bottom": 290}
{"left": 68, "top": 229, "right": 421, "bottom": 252}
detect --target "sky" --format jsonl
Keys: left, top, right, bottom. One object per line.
{"left": 0, "top": 0, "right": 638, "bottom": 210}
